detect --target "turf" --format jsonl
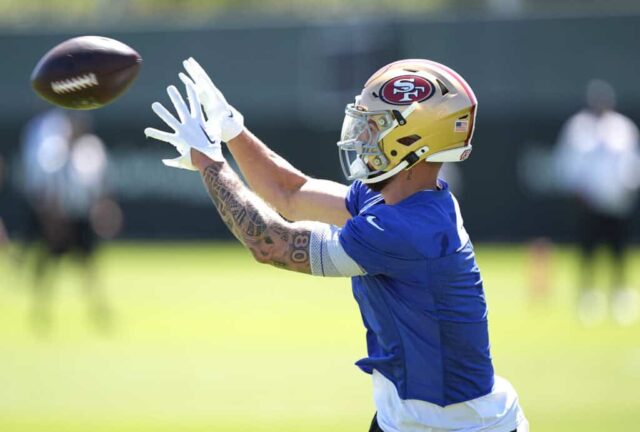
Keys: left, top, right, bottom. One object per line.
{"left": 0, "top": 242, "right": 639, "bottom": 431}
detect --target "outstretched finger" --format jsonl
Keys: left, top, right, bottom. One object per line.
{"left": 180, "top": 72, "right": 209, "bottom": 114}
{"left": 185, "top": 58, "right": 222, "bottom": 96}
{"left": 185, "top": 81, "right": 203, "bottom": 121}
{"left": 151, "top": 101, "right": 181, "bottom": 132}
{"left": 182, "top": 58, "right": 203, "bottom": 88}
{"left": 184, "top": 57, "right": 208, "bottom": 83}
{"left": 162, "top": 155, "right": 195, "bottom": 170}
{"left": 178, "top": 72, "right": 196, "bottom": 89}
{"left": 144, "top": 127, "right": 175, "bottom": 145}
{"left": 162, "top": 158, "right": 181, "bottom": 169}
{"left": 167, "top": 85, "right": 189, "bottom": 124}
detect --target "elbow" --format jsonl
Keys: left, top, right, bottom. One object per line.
{"left": 277, "top": 203, "right": 300, "bottom": 222}
{"left": 277, "top": 175, "right": 309, "bottom": 221}
{"left": 275, "top": 179, "right": 308, "bottom": 222}
{"left": 249, "top": 245, "right": 274, "bottom": 265}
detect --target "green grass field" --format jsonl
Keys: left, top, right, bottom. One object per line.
{"left": 1, "top": 242, "right": 639, "bottom": 431}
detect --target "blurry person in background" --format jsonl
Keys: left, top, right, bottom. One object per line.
{"left": 19, "top": 109, "right": 122, "bottom": 335}
{"left": 555, "top": 79, "right": 640, "bottom": 326}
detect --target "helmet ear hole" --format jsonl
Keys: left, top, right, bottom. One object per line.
{"left": 397, "top": 134, "right": 421, "bottom": 146}
{"left": 436, "top": 79, "right": 450, "bottom": 96}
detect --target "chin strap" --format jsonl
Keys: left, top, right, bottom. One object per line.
{"left": 361, "top": 146, "right": 429, "bottom": 184}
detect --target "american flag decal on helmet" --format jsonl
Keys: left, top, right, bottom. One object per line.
{"left": 454, "top": 119, "right": 468, "bottom": 133}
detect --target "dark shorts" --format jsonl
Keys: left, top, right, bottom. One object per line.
{"left": 42, "top": 217, "right": 96, "bottom": 257}
{"left": 578, "top": 206, "right": 630, "bottom": 257}
{"left": 368, "top": 414, "right": 384, "bottom": 432}
{"left": 61, "top": 219, "right": 96, "bottom": 256}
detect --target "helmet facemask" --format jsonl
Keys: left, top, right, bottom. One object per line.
{"left": 337, "top": 100, "right": 418, "bottom": 183}
{"left": 337, "top": 104, "right": 393, "bottom": 182}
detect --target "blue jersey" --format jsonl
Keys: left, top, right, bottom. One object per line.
{"left": 339, "top": 180, "right": 494, "bottom": 407}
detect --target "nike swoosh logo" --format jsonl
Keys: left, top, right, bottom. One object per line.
{"left": 200, "top": 125, "right": 218, "bottom": 145}
{"left": 227, "top": 110, "right": 234, "bottom": 118}
{"left": 365, "top": 215, "right": 384, "bottom": 231}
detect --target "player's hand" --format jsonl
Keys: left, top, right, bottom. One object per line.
{"left": 144, "top": 81, "right": 223, "bottom": 170}
{"left": 179, "top": 57, "right": 244, "bottom": 143}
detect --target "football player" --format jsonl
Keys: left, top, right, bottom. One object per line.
{"left": 145, "top": 58, "right": 528, "bottom": 431}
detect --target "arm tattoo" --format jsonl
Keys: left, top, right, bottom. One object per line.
{"left": 201, "top": 161, "right": 312, "bottom": 274}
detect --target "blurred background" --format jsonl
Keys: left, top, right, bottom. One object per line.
{"left": 1, "top": 0, "right": 640, "bottom": 431}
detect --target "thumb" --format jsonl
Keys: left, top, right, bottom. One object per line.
{"left": 162, "top": 155, "right": 197, "bottom": 171}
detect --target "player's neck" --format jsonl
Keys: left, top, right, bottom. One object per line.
{"left": 380, "top": 163, "right": 441, "bottom": 205}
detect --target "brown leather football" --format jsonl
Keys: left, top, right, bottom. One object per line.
{"left": 31, "top": 36, "right": 142, "bottom": 110}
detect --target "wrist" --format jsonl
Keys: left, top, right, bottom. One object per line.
{"left": 191, "top": 148, "right": 222, "bottom": 172}
{"left": 226, "top": 128, "right": 249, "bottom": 147}
{"left": 221, "top": 107, "right": 244, "bottom": 143}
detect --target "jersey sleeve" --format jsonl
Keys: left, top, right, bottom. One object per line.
{"left": 344, "top": 180, "right": 362, "bottom": 217}
{"left": 345, "top": 180, "right": 385, "bottom": 217}
{"left": 338, "top": 207, "right": 420, "bottom": 276}
{"left": 309, "top": 224, "right": 365, "bottom": 277}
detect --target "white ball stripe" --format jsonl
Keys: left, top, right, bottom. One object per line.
{"left": 51, "top": 73, "right": 99, "bottom": 94}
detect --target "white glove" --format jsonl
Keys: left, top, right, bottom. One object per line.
{"left": 144, "top": 81, "right": 223, "bottom": 170}
{"left": 179, "top": 57, "right": 244, "bottom": 143}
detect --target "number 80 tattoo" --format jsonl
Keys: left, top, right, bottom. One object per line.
{"left": 291, "top": 233, "right": 310, "bottom": 263}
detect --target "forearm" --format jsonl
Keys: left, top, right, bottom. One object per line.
{"left": 174, "top": 58, "right": 348, "bottom": 223}
{"left": 226, "top": 129, "right": 309, "bottom": 218}
{"left": 195, "top": 153, "right": 312, "bottom": 273}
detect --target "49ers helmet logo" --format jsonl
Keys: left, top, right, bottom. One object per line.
{"left": 379, "top": 75, "right": 435, "bottom": 105}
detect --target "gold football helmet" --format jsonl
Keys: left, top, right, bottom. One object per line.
{"left": 337, "top": 59, "right": 477, "bottom": 183}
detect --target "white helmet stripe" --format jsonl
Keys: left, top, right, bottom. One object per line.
{"left": 426, "top": 145, "right": 472, "bottom": 162}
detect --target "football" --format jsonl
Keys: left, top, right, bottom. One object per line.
{"left": 30, "top": 36, "right": 142, "bottom": 110}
